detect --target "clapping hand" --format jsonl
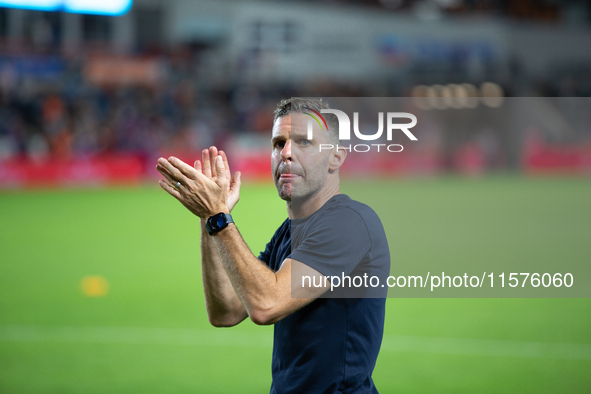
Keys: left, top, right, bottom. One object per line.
{"left": 196, "top": 147, "right": 242, "bottom": 213}
{"left": 156, "top": 147, "right": 242, "bottom": 218}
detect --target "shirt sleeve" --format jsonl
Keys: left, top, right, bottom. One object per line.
{"left": 258, "top": 218, "right": 290, "bottom": 269}
{"left": 290, "top": 207, "right": 371, "bottom": 277}
{"left": 258, "top": 242, "right": 271, "bottom": 265}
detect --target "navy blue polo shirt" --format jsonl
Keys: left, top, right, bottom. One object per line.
{"left": 259, "top": 194, "right": 390, "bottom": 394}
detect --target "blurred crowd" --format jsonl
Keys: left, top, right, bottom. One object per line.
{"left": 0, "top": 49, "right": 257, "bottom": 161}
{"left": 0, "top": 44, "right": 589, "bottom": 163}
{"left": 0, "top": 45, "right": 391, "bottom": 162}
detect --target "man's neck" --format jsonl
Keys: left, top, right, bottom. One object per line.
{"left": 287, "top": 182, "right": 340, "bottom": 220}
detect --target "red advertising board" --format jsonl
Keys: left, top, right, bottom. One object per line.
{"left": 0, "top": 155, "right": 145, "bottom": 189}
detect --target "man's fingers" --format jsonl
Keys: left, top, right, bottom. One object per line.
{"left": 209, "top": 146, "right": 218, "bottom": 178}
{"left": 215, "top": 155, "right": 226, "bottom": 186}
{"left": 220, "top": 150, "right": 231, "bottom": 180}
{"left": 158, "top": 157, "right": 191, "bottom": 184}
{"left": 156, "top": 164, "right": 177, "bottom": 185}
{"left": 202, "top": 149, "right": 212, "bottom": 178}
{"left": 158, "top": 179, "right": 182, "bottom": 200}
{"left": 167, "top": 156, "right": 198, "bottom": 180}
{"left": 194, "top": 159, "right": 202, "bottom": 173}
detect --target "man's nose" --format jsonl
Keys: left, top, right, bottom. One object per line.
{"left": 281, "top": 140, "right": 291, "bottom": 161}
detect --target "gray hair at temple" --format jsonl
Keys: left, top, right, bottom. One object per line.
{"left": 273, "top": 98, "right": 339, "bottom": 144}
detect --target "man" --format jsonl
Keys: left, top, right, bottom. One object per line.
{"left": 156, "top": 98, "right": 390, "bottom": 393}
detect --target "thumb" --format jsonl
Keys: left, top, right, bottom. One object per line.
{"left": 231, "top": 171, "right": 242, "bottom": 192}
{"left": 215, "top": 155, "right": 226, "bottom": 186}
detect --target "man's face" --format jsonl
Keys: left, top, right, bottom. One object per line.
{"left": 271, "top": 113, "right": 333, "bottom": 201}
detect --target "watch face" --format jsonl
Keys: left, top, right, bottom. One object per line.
{"left": 210, "top": 214, "right": 227, "bottom": 231}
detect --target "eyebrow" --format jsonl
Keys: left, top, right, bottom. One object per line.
{"left": 290, "top": 130, "right": 308, "bottom": 139}
{"left": 271, "top": 135, "right": 286, "bottom": 145}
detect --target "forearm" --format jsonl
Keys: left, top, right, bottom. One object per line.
{"left": 157, "top": 152, "right": 281, "bottom": 324}
{"left": 211, "top": 224, "right": 284, "bottom": 325}
{"left": 200, "top": 220, "right": 248, "bottom": 327}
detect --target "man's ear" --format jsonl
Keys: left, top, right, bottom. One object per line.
{"left": 328, "top": 145, "right": 347, "bottom": 172}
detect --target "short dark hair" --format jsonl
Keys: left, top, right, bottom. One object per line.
{"left": 273, "top": 98, "right": 339, "bottom": 144}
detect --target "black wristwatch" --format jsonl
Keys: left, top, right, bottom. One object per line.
{"left": 205, "top": 213, "right": 234, "bottom": 236}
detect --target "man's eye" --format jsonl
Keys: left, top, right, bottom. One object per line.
{"left": 274, "top": 141, "right": 285, "bottom": 149}
{"left": 301, "top": 140, "right": 310, "bottom": 146}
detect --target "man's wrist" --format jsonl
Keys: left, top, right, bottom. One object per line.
{"left": 200, "top": 205, "right": 229, "bottom": 221}
{"left": 205, "top": 212, "right": 234, "bottom": 236}
{"left": 206, "top": 205, "right": 230, "bottom": 217}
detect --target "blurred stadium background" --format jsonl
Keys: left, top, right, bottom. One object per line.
{"left": 0, "top": 0, "right": 590, "bottom": 393}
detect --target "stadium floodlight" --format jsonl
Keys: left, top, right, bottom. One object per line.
{"left": 0, "top": 0, "right": 62, "bottom": 11}
{"left": 64, "top": 0, "right": 132, "bottom": 15}
{"left": 0, "top": 0, "right": 132, "bottom": 15}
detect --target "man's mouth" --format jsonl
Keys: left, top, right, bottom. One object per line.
{"left": 278, "top": 173, "right": 300, "bottom": 182}
{"left": 276, "top": 165, "right": 301, "bottom": 180}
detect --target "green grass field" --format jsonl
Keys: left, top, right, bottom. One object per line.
{"left": 1, "top": 177, "right": 590, "bottom": 393}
